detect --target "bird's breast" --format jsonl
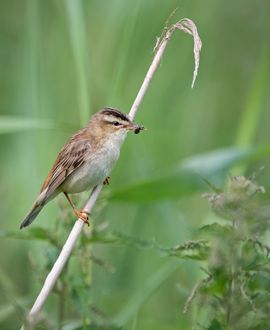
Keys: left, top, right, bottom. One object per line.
{"left": 61, "top": 136, "right": 123, "bottom": 194}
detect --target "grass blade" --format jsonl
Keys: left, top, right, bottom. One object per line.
{"left": 65, "top": 0, "right": 90, "bottom": 124}
{"left": 0, "top": 116, "right": 54, "bottom": 134}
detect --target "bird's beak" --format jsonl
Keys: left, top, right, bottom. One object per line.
{"left": 124, "top": 123, "right": 145, "bottom": 134}
{"left": 123, "top": 123, "right": 137, "bottom": 131}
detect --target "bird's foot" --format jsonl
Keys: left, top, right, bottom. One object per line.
{"left": 103, "top": 176, "right": 110, "bottom": 185}
{"left": 75, "top": 210, "right": 90, "bottom": 226}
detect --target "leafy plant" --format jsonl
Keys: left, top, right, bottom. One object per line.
{"left": 0, "top": 200, "right": 116, "bottom": 329}
{"left": 183, "top": 175, "right": 270, "bottom": 330}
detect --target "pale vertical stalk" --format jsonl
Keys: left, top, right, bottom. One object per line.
{"left": 21, "top": 18, "right": 201, "bottom": 330}
{"left": 128, "top": 32, "right": 170, "bottom": 121}
{"left": 21, "top": 185, "right": 102, "bottom": 330}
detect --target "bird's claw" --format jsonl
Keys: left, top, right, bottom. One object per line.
{"left": 103, "top": 176, "right": 110, "bottom": 185}
{"left": 76, "top": 210, "right": 90, "bottom": 226}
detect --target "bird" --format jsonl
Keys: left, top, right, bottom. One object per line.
{"left": 20, "top": 107, "right": 143, "bottom": 229}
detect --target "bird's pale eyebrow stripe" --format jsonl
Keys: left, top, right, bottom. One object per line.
{"left": 103, "top": 115, "right": 127, "bottom": 124}
{"left": 101, "top": 108, "right": 130, "bottom": 122}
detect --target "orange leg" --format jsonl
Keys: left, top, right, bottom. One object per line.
{"left": 63, "top": 192, "right": 90, "bottom": 226}
{"left": 103, "top": 176, "right": 110, "bottom": 185}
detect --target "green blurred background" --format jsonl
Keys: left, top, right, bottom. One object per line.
{"left": 1, "top": 0, "right": 270, "bottom": 329}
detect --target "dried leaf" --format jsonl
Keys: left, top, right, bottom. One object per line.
{"left": 174, "top": 18, "right": 202, "bottom": 88}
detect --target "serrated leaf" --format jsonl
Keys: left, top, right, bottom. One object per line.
{"left": 199, "top": 223, "right": 232, "bottom": 237}
{"left": 160, "top": 240, "right": 210, "bottom": 260}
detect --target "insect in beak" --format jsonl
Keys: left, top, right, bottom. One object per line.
{"left": 134, "top": 124, "right": 145, "bottom": 134}
{"left": 123, "top": 122, "right": 145, "bottom": 134}
{"left": 124, "top": 123, "right": 145, "bottom": 134}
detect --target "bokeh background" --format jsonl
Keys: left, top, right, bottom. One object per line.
{"left": 1, "top": 0, "right": 270, "bottom": 329}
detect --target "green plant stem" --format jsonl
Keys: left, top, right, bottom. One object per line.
{"left": 226, "top": 270, "right": 233, "bottom": 327}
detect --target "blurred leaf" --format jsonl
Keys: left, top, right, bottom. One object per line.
{"left": 24, "top": 227, "right": 51, "bottom": 239}
{"left": 87, "top": 230, "right": 209, "bottom": 260}
{"left": 235, "top": 50, "right": 270, "bottom": 147}
{"left": 70, "top": 273, "right": 92, "bottom": 319}
{"left": 63, "top": 324, "right": 120, "bottom": 330}
{"left": 160, "top": 240, "right": 210, "bottom": 260}
{"left": 199, "top": 223, "right": 232, "bottom": 237}
{"left": 251, "top": 323, "right": 270, "bottom": 330}
{"left": 0, "top": 268, "right": 18, "bottom": 297}
{"left": 112, "top": 261, "right": 181, "bottom": 327}
{"left": 0, "top": 227, "right": 53, "bottom": 242}
{"left": 233, "top": 50, "right": 270, "bottom": 175}
{"left": 0, "top": 116, "right": 54, "bottom": 134}
{"left": 45, "top": 246, "right": 60, "bottom": 268}
{"left": 107, "top": 0, "right": 141, "bottom": 104}
{"left": 248, "top": 273, "right": 270, "bottom": 292}
{"left": 109, "top": 147, "right": 257, "bottom": 202}
{"left": 86, "top": 231, "right": 121, "bottom": 245}
{"left": 0, "top": 298, "right": 28, "bottom": 323}
{"left": 207, "top": 319, "right": 223, "bottom": 330}
{"left": 65, "top": 0, "right": 90, "bottom": 124}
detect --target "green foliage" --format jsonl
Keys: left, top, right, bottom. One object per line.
{"left": 1, "top": 1, "right": 270, "bottom": 330}
{"left": 4, "top": 205, "right": 122, "bottom": 329}
{"left": 5, "top": 175, "right": 270, "bottom": 330}
{"left": 160, "top": 240, "right": 210, "bottom": 260}
{"left": 184, "top": 176, "right": 270, "bottom": 329}
{"left": 109, "top": 147, "right": 256, "bottom": 202}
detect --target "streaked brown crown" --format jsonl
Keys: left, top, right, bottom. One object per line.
{"left": 90, "top": 107, "right": 132, "bottom": 131}
{"left": 100, "top": 107, "right": 131, "bottom": 123}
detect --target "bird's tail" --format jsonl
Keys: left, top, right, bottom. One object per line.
{"left": 20, "top": 198, "right": 46, "bottom": 229}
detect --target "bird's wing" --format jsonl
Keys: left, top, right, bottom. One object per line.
{"left": 41, "top": 137, "right": 91, "bottom": 201}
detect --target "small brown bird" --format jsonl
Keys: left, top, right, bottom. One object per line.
{"left": 20, "top": 107, "right": 143, "bottom": 229}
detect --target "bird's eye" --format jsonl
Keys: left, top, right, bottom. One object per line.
{"left": 112, "top": 121, "right": 121, "bottom": 126}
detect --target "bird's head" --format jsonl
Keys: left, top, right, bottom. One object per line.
{"left": 90, "top": 107, "right": 144, "bottom": 139}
